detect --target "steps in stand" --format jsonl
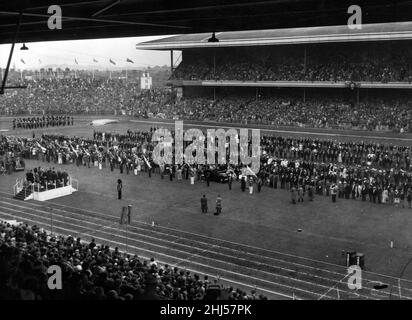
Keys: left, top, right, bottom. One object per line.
{"left": 14, "top": 187, "right": 33, "bottom": 201}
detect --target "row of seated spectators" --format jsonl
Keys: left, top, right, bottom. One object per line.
{"left": 1, "top": 77, "right": 410, "bottom": 132}
{"left": 0, "top": 78, "right": 140, "bottom": 116}
{"left": 171, "top": 42, "right": 412, "bottom": 82}
{"left": 140, "top": 95, "right": 412, "bottom": 132}
{"left": 25, "top": 167, "right": 70, "bottom": 191}
{"left": 0, "top": 221, "right": 266, "bottom": 300}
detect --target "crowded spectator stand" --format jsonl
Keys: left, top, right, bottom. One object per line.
{"left": 0, "top": 221, "right": 267, "bottom": 300}
{"left": 1, "top": 78, "right": 410, "bottom": 133}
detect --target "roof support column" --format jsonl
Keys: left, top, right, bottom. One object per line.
{"left": 1, "top": 12, "right": 22, "bottom": 95}
{"left": 170, "top": 50, "right": 174, "bottom": 74}
{"left": 303, "top": 46, "right": 307, "bottom": 75}
{"left": 213, "top": 49, "right": 216, "bottom": 79}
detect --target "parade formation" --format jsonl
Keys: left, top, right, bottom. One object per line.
{"left": 1, "top": 127, "right": 411, "bottom": 208}
{"left": 12, "top": 115, "right": 74, "bottom": 130}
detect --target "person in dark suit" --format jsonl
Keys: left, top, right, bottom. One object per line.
{"left": 241, "top": 176, "right": 246, "bottom": 192}
{"left": 215, "top": 195, "right": 222, "bottom": 215}
{"left": 26, "top": 170, "right": 34, "bottom": 183}
{"left": 200, "top": 195, "right": 208, "bottom": 213}
{"left": 169, "top": 166, "right": 173, "bottom": 181}
{"left": 257, "top": 178, "right": 262, "bottom": 193}
{"left": 117, "top": 179, "right": 122, "bottom": 200}
{"left": 205, "top": 170, "right": 210, "bottom": 187}
{"left": 228, "top": 175, "right": 232, "bottom": 190}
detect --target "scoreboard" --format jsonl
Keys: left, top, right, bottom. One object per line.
{"left": 140, "top": 72, "right": 152, "bottom": 90}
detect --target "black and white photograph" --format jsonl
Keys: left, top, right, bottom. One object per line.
{"left": 1, "top": 0, "right": 412, "bottom": 313}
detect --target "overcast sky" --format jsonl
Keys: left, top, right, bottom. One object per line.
{"left": 0, "top": 35, "right": 173, "bottom": 70}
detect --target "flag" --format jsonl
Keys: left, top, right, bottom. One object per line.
{"left": 93, "top": 58, "right": 98, "bottom": 63}
{"left": 109, "top": 59, "right": 116, "bottom": 65}
{"left": 36, "top": 142, "right": 46, "bottom": 153}
{"left": 69, "top": 143, "right": 78, "bottom": 157}
{"left": 126, "top": 58, "right": 134, "bottom": 63}
{"left": 74, "top": 59, "right": 78, "bottom": 64}
{"left": 38, "top": 59, "right": 42, "bottom": 64}
{"left": 242, "top": 166, "right": 257, "bottom": 178}
{"left": 143, "top": 155, "right": 151, "bottom": 169}
{"left": 20, "top": 59, "right": 25, "bottom": 64}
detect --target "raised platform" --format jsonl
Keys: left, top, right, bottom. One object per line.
{"left": 31, "top": 185, "right": 78, "bottom": 201}
{"left": 13, "top": 177, "right": 78, "bottom": 201}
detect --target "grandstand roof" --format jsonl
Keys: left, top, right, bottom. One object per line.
{"left": 2, "top": 0, "right": 412, "bottom": 44}
{"left": 136, "top": 21, "right": 412, "bottom": 50}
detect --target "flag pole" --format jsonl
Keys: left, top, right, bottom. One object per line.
{"left": 126, "top": 221, "right": 129, "bottom": 254}
{"left": 50, "top": 208, "right": 53, "bottom": 235}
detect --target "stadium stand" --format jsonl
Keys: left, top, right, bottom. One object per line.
{"left": 0, "top": 221, "right": 267, "bottom": 300}
{"left": 2, "top": 81, "right": 410, "bottom": 132}
{"left": 0, "top": 79, "right": 141, "bottom": 116}
{"left": 171, "top": 42, "right": 412, "bottom": 83}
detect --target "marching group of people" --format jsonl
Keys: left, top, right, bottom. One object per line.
{"left": 1, "top": 125, "right": 412, "bottom": 209}
{"left": 12, "top": 115, "right": 74, "bottom": 130}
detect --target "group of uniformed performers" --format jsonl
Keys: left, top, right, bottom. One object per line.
{"left": 12, "top": 115, "right": 74, "bottom": 130}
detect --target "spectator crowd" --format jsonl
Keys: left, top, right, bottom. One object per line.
{"left": 171, "top": 42, "right": 412, "bottom": 83}
{"left": 0, "top": 78, "right": 141, "bottom": 116}
{"left": 0, "top": 221, "right": 266, "bottom": 300}
{"left": 154, "top": 95, "right": 412, "bottom": 132}
{"left": 1, "top": 74, "right": 411, "bottom": 133}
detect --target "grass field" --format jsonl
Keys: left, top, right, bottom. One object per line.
{"left": 2, "top": 116, "right": 412, "bottom": 299}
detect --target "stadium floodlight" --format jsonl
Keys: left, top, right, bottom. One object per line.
{"left": 208, "top": 32, "right": 219, "bottom": 42}
{"left": 20, "top": 43, "right": 28, "bottom": 50}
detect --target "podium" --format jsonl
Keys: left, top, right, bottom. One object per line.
{"left": 346, "top": 251, "right": 365, "bottom": 269}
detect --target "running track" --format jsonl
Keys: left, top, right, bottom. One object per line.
{"left": 1, "top": 191, "right": 412, "bottom": 300}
